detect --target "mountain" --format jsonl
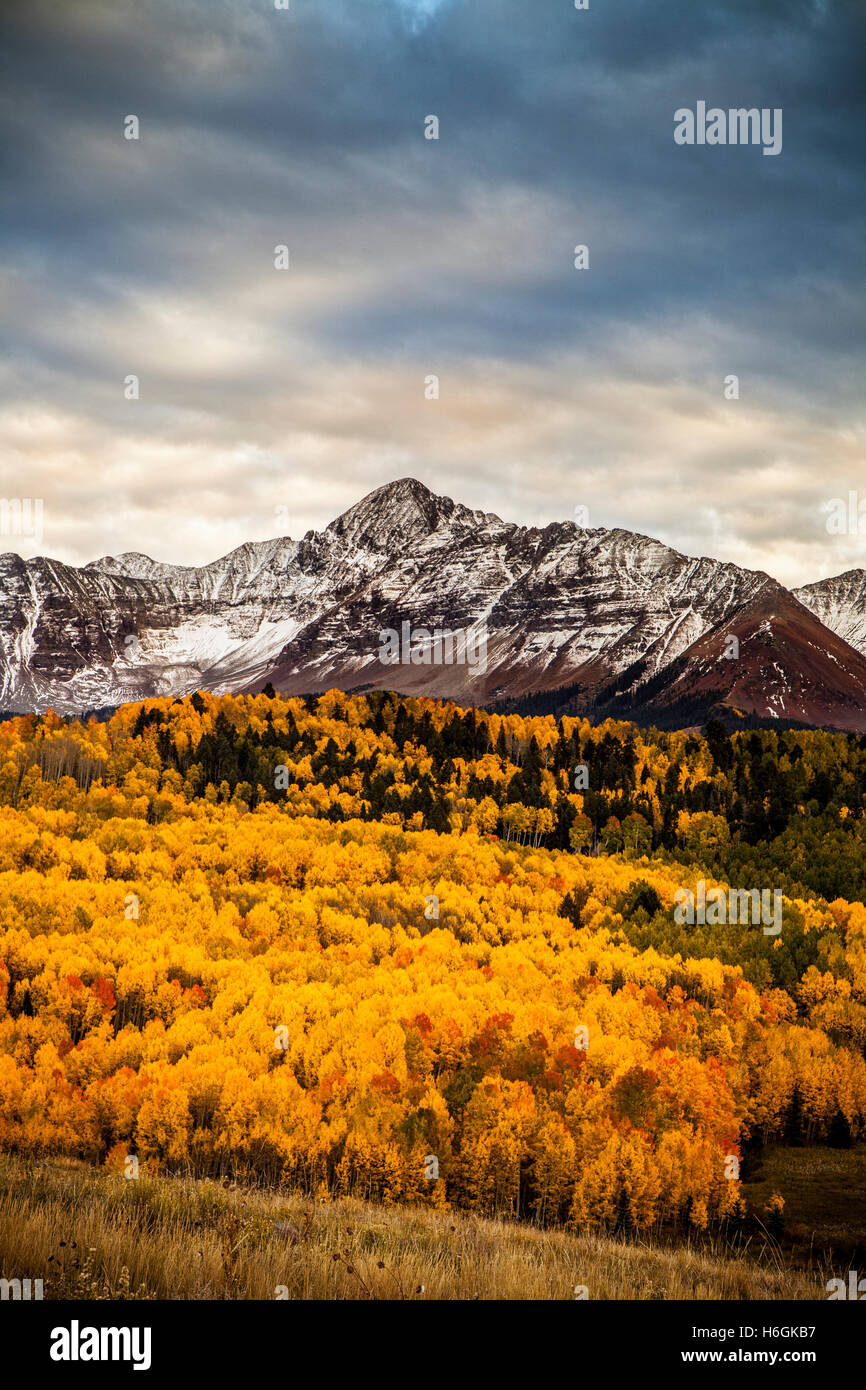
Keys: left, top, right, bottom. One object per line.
{"left": 1, "top": 477, "right": 865, "bottom": 730}
{"left": 794, "top": 570, "right": 866, "bottom": 658}
{"left": 608, "top": 583, "right": 866, "bottom": 731}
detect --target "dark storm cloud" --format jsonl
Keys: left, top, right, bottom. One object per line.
{"left": 0, "top": 0, "right": 863, "bottom": 585}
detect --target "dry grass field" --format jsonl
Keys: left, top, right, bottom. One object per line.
{"left": 0, "top": 1153, "right": 831, "bottom": 1302}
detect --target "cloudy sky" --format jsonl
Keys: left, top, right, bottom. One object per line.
{"left": 1, "top": 0, "right": 863, "bottom": 586}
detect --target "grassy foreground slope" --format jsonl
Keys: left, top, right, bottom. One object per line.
{"left": 0, "top": 1154, "right": 825, "bottom": 1301}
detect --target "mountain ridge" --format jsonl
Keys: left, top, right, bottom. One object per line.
{"left": 1, "top": 478, "right": 864, "bottom": 729}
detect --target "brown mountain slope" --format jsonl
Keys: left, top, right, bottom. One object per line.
{"left": 620, "top": 586, "right": 866, "bottom": 731}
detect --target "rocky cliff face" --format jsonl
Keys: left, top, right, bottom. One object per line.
{"left": 1, "top": 477, "right": 865, "bottom": 729}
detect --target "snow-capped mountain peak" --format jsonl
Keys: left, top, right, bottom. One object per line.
{"left": 1, "top": 479, "right": 865, "bottom": 729}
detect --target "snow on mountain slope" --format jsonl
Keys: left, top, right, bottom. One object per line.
{"left": 795, "top": 570, "right": 866, "bottom": 658}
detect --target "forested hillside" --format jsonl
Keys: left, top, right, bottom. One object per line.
{"left": 0, "top": 690, "right": 865, "bottom": 1239}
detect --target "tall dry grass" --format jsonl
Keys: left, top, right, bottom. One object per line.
{"left": 0, "top": 1154, "right": 826, "bottom": 1301}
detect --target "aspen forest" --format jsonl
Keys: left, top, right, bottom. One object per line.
{"left": 1, "top": 689, "right": 865, "bottom": 1301}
